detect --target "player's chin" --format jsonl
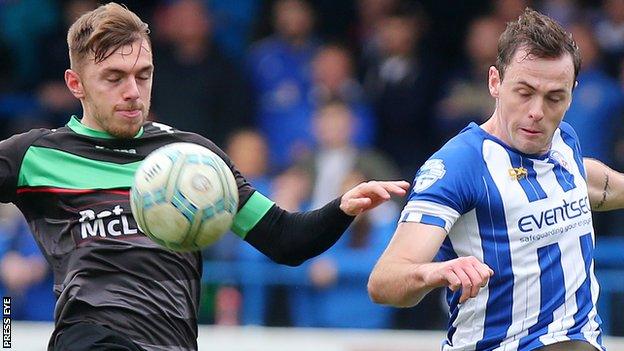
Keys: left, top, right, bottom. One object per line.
{"left": 110, "top": 123, "right": 143, "bottom": 139}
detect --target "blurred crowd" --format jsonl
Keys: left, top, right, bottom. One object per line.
{"left": 2, "top": 0, "right": 624, "bottom": 334}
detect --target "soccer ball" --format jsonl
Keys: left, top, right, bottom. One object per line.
{"left": 130, "top": 142, "right": 239, "bottom": 252}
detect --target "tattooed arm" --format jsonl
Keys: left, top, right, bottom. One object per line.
{"left": 584, "top": 158, "right": 624, "bottom": 211}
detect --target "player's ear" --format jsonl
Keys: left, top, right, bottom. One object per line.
{"left": 488, "top": 65, "right": 500, "bottom": 98}
{"left": 65, "top": 69, "right": 85, "bottom": 99}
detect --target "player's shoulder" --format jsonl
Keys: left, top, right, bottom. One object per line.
{"left": 0, "top": 128, "right": 54, "bottom": 150}
{"left": 411, "top": 123, "right": 487, "bottom": 194}
{"left": 432, "top": 122, "right": 488, "bottom": 165}
{"left": 142, "top": 121, "right": 227, "bottom": 157}
{"left": 557, "top": 120, "right": 580, "bottom": 141}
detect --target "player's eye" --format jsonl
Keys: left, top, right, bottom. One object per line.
{"left": 516, "top": 89, "right": 531, "bottom": 97}
{"left": 106, "top": 76, "right": 121, "bottom": 83}
{"left": 548, "top": 95, "right": 563, "bottom": 103}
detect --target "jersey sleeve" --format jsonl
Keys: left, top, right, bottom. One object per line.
{"left": 400, "top": 139, "right": 482, "bottom": 233}
{"left": 0, "top": 129, "right": 48, "bottom": 203}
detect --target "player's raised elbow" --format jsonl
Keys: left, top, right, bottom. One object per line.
{"left": 368, "top": 268, "right": 401, "bottom": 306}
{"left": 367, "top": 274, "right": 387, "bottom": 304}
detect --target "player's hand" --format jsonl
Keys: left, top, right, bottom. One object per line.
{"left": 423, "top": 256, "right": 494, "bottom": 304}
{"left": 339, "top": 180, "right": 410, "bottom": 216}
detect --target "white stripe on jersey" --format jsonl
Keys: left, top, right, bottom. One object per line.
{"left": 444, "top": 209, "right": 489, "bottom": 350}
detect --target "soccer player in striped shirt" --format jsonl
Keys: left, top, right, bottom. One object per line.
{"left": 369, "top": 8, "right": 624, "bottom": 351}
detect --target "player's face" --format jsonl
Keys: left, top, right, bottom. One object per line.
{"left": 488, "top": 48, "right": 575, "bottom": 155}
{"left": 71, "top": 39, "right": 153, "bottom": 138}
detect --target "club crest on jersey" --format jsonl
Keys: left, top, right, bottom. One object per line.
{"left": 509, "top": 167, "right": 528, "bottom": 180}
{"left": 413, "top": 159, "right": 446, "bottom": 192}
{"left": 549, "top": 150, "right": 570, "bottom": 172}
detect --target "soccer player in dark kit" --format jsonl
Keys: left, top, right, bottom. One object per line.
{"left": 0, "top": 3, "right": 409, "bottom": 350}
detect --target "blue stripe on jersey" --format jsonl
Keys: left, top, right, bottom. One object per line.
{"left": 475, "top": 175, "right": 514, "bottom": 350}
{"left": 437, "top": 237, "right": 460, "bottom": 346}
{"left": 546, "top": 157, "right": 576, "bottom": 192}
{"left": 507, "top": 152, "right": 548, "bottom": 202}
{"left": 421, "top": 214, "right": 446, "bottom": 228}
{"left": 559, "top": 126, "right": 586, "bottom": 179}
{"left": 567, "top": 233, "right": 596, "bottom": 338}
{"left": 447, "top": 304, "right": 460, "bottom": 346}
{"left": 518, "top": 243, "right": 565, "bottom": 350}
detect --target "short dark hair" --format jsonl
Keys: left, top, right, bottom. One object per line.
{"left": 67, "top": 2, "right": 150, "bottom": 70}
{"left": 496, "top": 8, "right": 581, "bottom": 81}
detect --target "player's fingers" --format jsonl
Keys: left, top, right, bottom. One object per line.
{"left": 379, "top": 180, "right": 410, "bottom": 194}
{"left": 473, "top": 263, "right": 494, "bottom": 287}
{"left": 347, "top": 198, "right": 372, "bottom": 213}
{"left": 462, "top": 266, "right": 483, "bottom": 298}
{"left": 451, "top": 268, "right": 473, "bottom": 303}
{"left": 444, "top": 270, "right": 462, "bottom": 292}
{"left": 361, "top": 181, "right": 392, "bottom": 200}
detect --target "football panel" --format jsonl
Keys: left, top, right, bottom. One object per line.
{"left": 194, "top": 211, "right": 234, "bottom": 248}
{"left": 142, "top": 204, "right": 191, "bottom": 244}
{"left": 175, "top": 163, "right": 223, "bottom": 208}
{"left": 133, "top": 150, "right": 175, "bottom": 194}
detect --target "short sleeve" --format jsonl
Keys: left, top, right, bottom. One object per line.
{"left": 0, "top": 129, "right": 47, "bottom": 203}
{"left": 400, "top": 138, "right": 483, "bottom": 233}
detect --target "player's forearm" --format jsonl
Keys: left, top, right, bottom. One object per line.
{"left": 584, "top": 158, "right": 624, "bottom": 211}
{"left": 244, "top": 197, "right": 354, "bottom": 266}
{"left": 367, "top": 260, "right": 437, "bottom": 307}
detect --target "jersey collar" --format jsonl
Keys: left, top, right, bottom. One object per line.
{"left": 67, "top": 116, "right": 144, "bottom": 139}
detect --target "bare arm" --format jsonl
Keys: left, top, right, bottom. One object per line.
{"left": 367, "top": 222, "right": 493, "bottom": 307}
{"left": 584, "top": 158, "right": 624, "bottom": 211}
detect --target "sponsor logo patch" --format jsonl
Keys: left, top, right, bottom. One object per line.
{"left": 413, "top": 159, "right": 446, "bottom": 192}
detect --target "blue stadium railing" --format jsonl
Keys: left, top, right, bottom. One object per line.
{"left": 202, "top": 237, "right": 624, "bottom": 334}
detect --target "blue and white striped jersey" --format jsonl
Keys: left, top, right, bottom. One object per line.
{"left": 401, "top": 122, "right": 604, "bottom": 351}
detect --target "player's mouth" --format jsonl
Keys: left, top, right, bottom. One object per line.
{"left": 117, "top": 109, "right": 142, "bottom": 119}
{"left": 520, "top": 127, "right": 542, "bottom": 136}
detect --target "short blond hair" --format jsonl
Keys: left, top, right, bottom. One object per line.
{"left": 67, "top": 2, "right": 150, "bottom": 70}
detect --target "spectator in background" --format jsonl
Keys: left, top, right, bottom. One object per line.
{"left": 0, "top": 204, "right": 54, "bottom": 321}
{"left": 151, "top": 0, "right": 252, "bottom": 146}
{"left": 538, "top": 0, "right": 581, "bottom": 27}
{"left": 287, "top": 102, "right": 399, "bottom": 328}
{"left": 289, "top": 170, "right": 396, "bottom": 329}
{"left": 595, "top": 0, "right": 624, "bottom": 77}
{"left": 0, "top": 0, "right": 58, "bottom": 90}
{"left": 491, "top": 0, "right": 529, "bottom": 24}
{"left": 355, "top": 0, "right": 400, "bottom": 73}
{"left": 434, "top": 16, "right": 504, "bottom": 142}
{"left": 565, "top": 22, "right": 624, "bottom": 237}
{"left": 247, "top": 0, "right": 319, "bottom": 169}
{"left": 311, "top": 44, "right": 376, "bottom": 148}
{"left": 36, "top": 0, "right": 97, "bottom": 130}
{"left": 364, "top": 3, "right": 440, "bottom": 179}
{"left": 565, "top": 21, "right": 624, "bottom": 166}
{"left": 208, "top": 0, "right": 261, "bottom": 61}
{"left": 297, "top": 101, "right": 399, "bottom": 210}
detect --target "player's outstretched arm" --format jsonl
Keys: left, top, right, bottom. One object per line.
{"left": 584, "top": 158, "right": 624, "bottom": 211}
{"left": 244, "top": 180, "right": 409, "bottom": 266}
{"left": 368, "top": 222, "right": 494, "bottom": 307}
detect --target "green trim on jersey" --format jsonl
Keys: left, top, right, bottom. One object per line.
{"left": 18, "top": 146, "right": 141, "bottom": 189}
{"left": 231, "top": 191, "right": 274, "bottom": 239}
{"left": 68, "top": 116, "right": 144, "bottom": 139}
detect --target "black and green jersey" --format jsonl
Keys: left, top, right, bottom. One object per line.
{"left": 0, "top": 117, "right": 274, "bottom": 351}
